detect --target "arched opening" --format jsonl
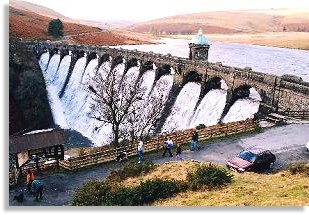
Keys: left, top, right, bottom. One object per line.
{"left": 86, "top": 52, "right": 98, "bottom": 67}
{"left": 111, "top": 55, "right": 124, "bottom": 71}
{"left": 155, "top": 64, "right": 172, "bottom": 81}
{"left": 182, "top": 71, "right": 202, "bottom": 86}
{"left": 202, "top": 77, "right": 228, "bottom": 97}
{"left": 221, "top": 85, "right": 262, "bottom": 123}
{"left": 125, "top": 58, "right": 139, "bottom": 73}
{"left": 140, "top": 61, "right": 155, "bottom": 74}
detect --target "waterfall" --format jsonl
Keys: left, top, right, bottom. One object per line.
{"left": 190, "top": 79, "right": 228, "bottom": 127}
{"left": 222, "top": 88, "right": 261, "bottom": 123}
{"left": 38, "top": 52, "right": 261, "bottom": 146}
{"left": 39, "top": 53, "right": 68, "bottom": 129}
{"left": 53, "top": 55, "right": 71, "bottom": 95}
{"left": 190, "top": 89, "right": 227, "bottom": 127}
{"left": 162, "top": 82, "right": 201, "bottom": 132}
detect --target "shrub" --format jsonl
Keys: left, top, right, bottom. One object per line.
{"left": 71, "top": 180, "right": 110, "bottom": 206}
{"left": 104, "top": 178, "right": 185, "bottom": 206}
{"left": 106, "top": 161, "right": 155, "bottom": 182}
{"left": 288, "top": 162, "right": 309, "bottom": 176}
{"left": 139, "top": 178, "right": 186, "bottom": 204}
{"left": 195, "top": 124, "right": 206, "bottom": 130}
{"left": 103, "top": 186, "right": 141, "bottom": 206}
{"left": 187, "top": 163, "right": 233, "bottom": 190}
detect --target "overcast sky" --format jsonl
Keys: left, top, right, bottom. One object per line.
{"left": 20, "top": 0, "right": 309, "bottom": 22}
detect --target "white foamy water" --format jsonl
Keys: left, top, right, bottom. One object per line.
{"left": 190, "top": 89, "right": 227, "bottom": 127}
{"left": 53, "top": 55, "right": 71, "bottom": 95}
{"left": 39, "top": 53, "right": 68, "bottom": 129}
{"left": 222, "top": 98, "right": 260, "bottom": 123}
{"left": 162, "top": 82, "right": 201, "bottom": 132}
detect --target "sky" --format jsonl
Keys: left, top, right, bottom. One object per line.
{"left": 18, "top": 0, "right": 309, "bottom": 22}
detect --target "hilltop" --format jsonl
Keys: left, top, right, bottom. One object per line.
{"left": 129, "top": 9, "right": 309, "bottom": 34}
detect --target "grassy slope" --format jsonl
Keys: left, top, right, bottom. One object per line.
{"left": 120, "top": 161, "right": 309, "bottom": 206}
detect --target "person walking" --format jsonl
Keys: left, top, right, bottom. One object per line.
{"left": 26, "top": 169, "right": 35, "bottom": 193}
{"left": 190, "top": 131, "right": 199, "bottom": 151}
{"left": 137, "top": 139, "right": 144, "bottom": 163}
{"left": 162, "top": 138, "right": 173, "bottom": 157}
{"left": 175, "top": 143, "right": 184, "bottom": 161}
{"left": 31, "top": 179, "right": 44, "bottom": 201}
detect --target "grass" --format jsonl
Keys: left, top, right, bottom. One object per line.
{"left": 117, "top": 161, "right": 309, "bottom": 206}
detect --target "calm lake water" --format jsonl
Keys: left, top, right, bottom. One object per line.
{"left": 116, "top": 38, "right": 309, "bottom": 82}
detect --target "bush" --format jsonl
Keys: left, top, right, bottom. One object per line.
{"left": 139, "top": 178, "right": 186, "bottom": 204}
{"left": 195, "top": 124, "right": 206, "bottom": 130}
{"left": 71, "top": 180, "right": 110, "bottom": 206}
{"left": 104, "top": 186, "right": 141, "bottom": 206}
{"left": 288, "top": 162, "right": 309, "bottom": 176}
{"left": 187, "top": 163, "right": 233, "bottom": 190}
{"left": 106, "top": 161, "right": 155, "bottom": 182}
{"left": 104, "top": 178, "right": 185, "bottom": 206}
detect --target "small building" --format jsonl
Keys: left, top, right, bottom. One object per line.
{"left": 189, "top": 28, "right": 210, "bottom": 61}
{"left": 9, "top": 128, "right": 65, "bottom": 171}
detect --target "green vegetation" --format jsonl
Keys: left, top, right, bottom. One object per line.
{"left": 187, "top": 163, "right": 233, "bottom": 190}
{"left": 9, "top": 41, "right": 52, "bottom": 134}
{"left": 106, "top": 161, "right": 155, "bottom": 182}
{"left": 288, "top": 162, "right": 309, "bottom": 176}
{"left": 72, "top": 180, "right": 110, "bottom": 206}
{"left": 48, "top": 18, "right": 64, "bottom": 38}
{"left": 195, "top": 124, "right": 206, "bottom": 130}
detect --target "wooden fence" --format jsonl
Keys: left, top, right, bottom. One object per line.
{"left": 59, "top": 119, "right": 256, "bottom": 170}
{"left": 282, "top": 110, "right": 309, "bottom": 120}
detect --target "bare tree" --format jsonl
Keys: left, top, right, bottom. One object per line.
{"left": 89, "top": 63, "right": 170, "bottom": 147}
{"left": 125, "top": 77, "right": 171, "bottom": 141}
{"left": 89, "top": 64, "right": 145, "bottom": 147}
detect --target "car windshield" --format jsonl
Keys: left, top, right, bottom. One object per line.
{"left": 238, "top": 150, "right": 257, "bottom": 163}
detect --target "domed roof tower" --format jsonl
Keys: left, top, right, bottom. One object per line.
{"left": 189, "top": 28, "right": 210, "bottom": 61}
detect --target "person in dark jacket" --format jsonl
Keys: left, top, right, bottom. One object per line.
{"left": 175, "top": 143, "right": 184, "bottom": 161}
{"left": 26, "top": 169, "right": 35, "bottom": 193}
{"left": 162, "top": 138, "right": 173, "bottom": 157}
{"left": 31, "top": 179, "right": 44, "bottom": 200}
{"left": 190, "top": 131, "right": 199, "bottom": 151}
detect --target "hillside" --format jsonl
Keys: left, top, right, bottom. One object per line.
{"left": 9, "top": 6, "right": 101, "bottom": 40}
{"left": 129, "top": 9, "right": 309, "bottom": 34}
{"left": 9, "top": 6, "right": 153, "bottom": 45}
{"left": 10, "top": 0, "right": 71, "bottom": 21}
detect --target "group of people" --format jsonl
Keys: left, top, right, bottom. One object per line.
{"left": 26, "top": 169, "right": 44, "bottom": 201}
{"left": 136, "top": 130, "right": 200, "bottom": 163}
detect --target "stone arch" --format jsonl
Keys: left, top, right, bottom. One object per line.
{"left": 181, "top": 70, "right": 202, "bottom": 86}
{"left": 202, "top": 76, "right": 228, "bottom": 96}
{"left": 86, "top": 52, "right": 98, "bottom": 68}
{"left": 60, "top": 49, "right": 70, "bottom": 62}
{"left": 125, "top": 57, "right": 139, "bottom": 73}
{"left": 111, "top": 55, "right": 124, "bottom": 71}
{"left": 98, "top": 53, "right": 111, "bottom": 68}
{"left": 155, "top": 64, "right": 172, "bottom": 81}
{"left": 140, "top": 61, "right": 155, "bottom": 75}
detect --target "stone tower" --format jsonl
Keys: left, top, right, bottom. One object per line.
{"left": 189, "top": 28, "right": 210, "bottom": 61}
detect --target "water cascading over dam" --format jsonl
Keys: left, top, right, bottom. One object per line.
{"left": 38, "top": 52, "right": 261, "bottom": 146}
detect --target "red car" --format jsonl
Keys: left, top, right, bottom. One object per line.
{"left": 226, "top": 146, "right": 276, "bottom": 172}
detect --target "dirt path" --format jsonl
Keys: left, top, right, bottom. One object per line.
{"left": 9, "top": 123, "right": 309, "bottom": 206}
